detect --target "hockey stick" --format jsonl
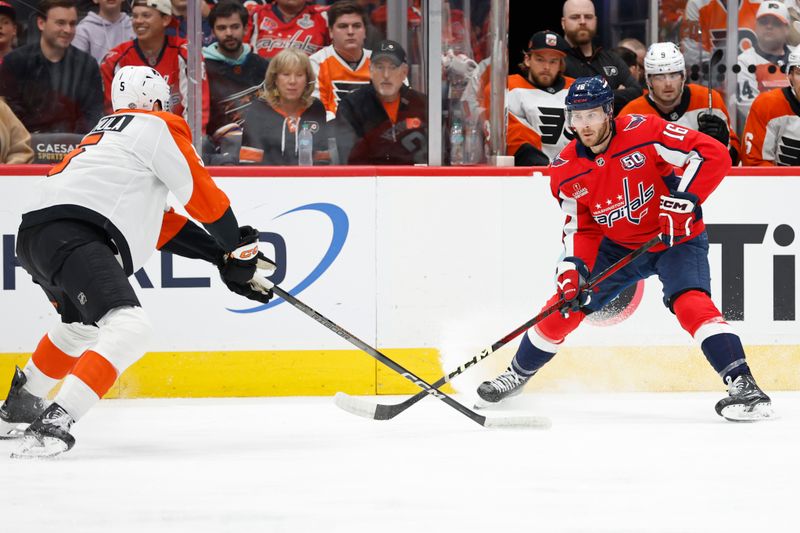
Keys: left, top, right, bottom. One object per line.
{"left": 706, "top": 48, "right": 723, "bottom": 112}
{"left": 335, "top": 235, "right": 662, "bottom": 421}
{"left": 252, "top": 280, "right": 550, "bottom": 429}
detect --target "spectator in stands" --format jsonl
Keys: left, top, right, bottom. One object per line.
{"left": 680, "top": 0, "right": 761, "bottom": 71}
{"left": 0, "top": 97, "right": 34, "bottom": 163}
{"left": 618, "top": 38, "right": 645, "bottom": 77}
{"left": 0, "top": 0, "right": 103, "bottom": 133}
{"left": 0, "top": 2, "right": 17, "bottom": 65}
{"left": 736, "top": 1, "right": 792, "bottom": 125}
{"left": 505, "top": 30, "right": 574, "bottom": 166}
{"left": 246, "top": 0, "right": 330, "bottom": 60}
{"left": 618, "top": 42, "right": 740, "bottom": 165}
{"left": 167, "top": 0, "right": 214, "bottom": 46}
{"left": 561, "top": 0, "right": 642, "bottom": 113}
{"left": 239, "top": 48, "right": 329, "bottom": 165}
{"left": 335, "top": 39, "right": 427, "bottom": 165}
{"left": 202, "top": 0, "right": 268, "bottom": 163}
{"left": 612, "top": 46, "right": 641, "bottom": 89}
{"left": 101, "top": 0, "right": 209, "bottom": 129}
{"left": 310, "top": 0, "right": 371, "bottom": 121}
{"left": 73, "top": 0, "right": 134, "bottom": 63}
{"left": 618, "top": 37, "right": 646, "bottom": 83}
{"left": 742, "top": 51, "right": 800, "bottom": 166}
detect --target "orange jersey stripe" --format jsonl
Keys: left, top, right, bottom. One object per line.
{"left": 31, "top": 334, "right": 80, "bottom": 380}
{"left": 157, "top": 208, "right": 189, "bottom": 250}
{"left": 155, "top": 111, "right": 232, "bottom": 224}
{"left": 71, "top": 351, "right": 119, "bottom": 398}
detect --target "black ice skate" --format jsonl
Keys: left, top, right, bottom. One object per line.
{"left": 11, "top": 403, "right": 75, "bottom": 459}
{"left": 476, "top": 366, "right": 533, "bottom": 407}
{"left": 715, "top": 373, "right": 774, "bottom": 422}
{"left": 0, "top": 366, "right": 49, "bottom": 439}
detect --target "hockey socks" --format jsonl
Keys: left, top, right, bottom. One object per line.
{"left": 512, "top": 329, "right": 558, "bottom": 377}
{"left": 673, "top": 291, "right": 751, "bottom": 382}
{"left": 699, "top": 332, "right": 751, "bottom": 382}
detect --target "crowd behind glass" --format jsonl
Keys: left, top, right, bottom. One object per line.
{"left": 0, "top": 0, "right": 798, "bottom": 167}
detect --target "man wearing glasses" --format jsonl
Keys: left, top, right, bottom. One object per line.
{"left": 334, "top": 39, "right": 427, "bottom": 165}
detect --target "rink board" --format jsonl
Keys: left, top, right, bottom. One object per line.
{"left": 0, "top": 166, "right": 798, "bottom": 396}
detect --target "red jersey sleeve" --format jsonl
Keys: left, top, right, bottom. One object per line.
{"left": 648, "top": 115, "right": 731, "bottom": 203}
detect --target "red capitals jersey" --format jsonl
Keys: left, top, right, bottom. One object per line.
{"left": 246, "top": 2, "right": 329, "bottom": 59}
{"left": 549, "top": 114, "right": 731, "bottom": 269}
{"left": 101, "top": 37, "right": 210, "bottom": 130}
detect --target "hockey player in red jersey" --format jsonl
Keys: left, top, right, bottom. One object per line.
{"left": 477, "top": 75, "right": 773, "bottom": 422}
{"left": 0, "top": 66, "right": 275, "bottom": 458}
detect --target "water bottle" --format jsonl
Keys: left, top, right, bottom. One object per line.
{"left": 327, "top": 137, "right": 340, "bottom": 165}
{"left": 449, "top": 117, "right": 464, "bottom": 166}
{"left": 298, "top": 123, "right": 313, "bottom": 166}
{"left": 464, "top": 120, "right": 481, "bottom": 164}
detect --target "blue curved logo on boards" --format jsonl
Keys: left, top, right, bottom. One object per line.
{"left": 227, "top": 202, "right": 348, "bottom": 313}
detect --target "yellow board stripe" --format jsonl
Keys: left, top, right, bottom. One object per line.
{"left": 1, "top": 345, "right": 798, "bottom": 399}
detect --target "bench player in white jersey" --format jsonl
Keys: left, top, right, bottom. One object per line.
{"left": 742, "top": 51, "right": 800, "bottom": 165}
{"left": 505, "top": 30, "right": 575, "bottom": 166}
{"left": 735, "top": 1, "right": 793, "bottom": 129}
{"left": 477, "top": 76, "right": 772, "bottom": 421}
{"left": 0, "top": 66, "right": 275, "bottom": 459}
{"left": 618, "top": 42, "right": 740, "bottom": 165}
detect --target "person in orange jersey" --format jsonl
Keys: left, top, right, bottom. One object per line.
{"left": 0, "top": 66, "right": 275, "bottom": 459}
{"left": 618, "top": 42, "right": 740, "bottom": 165}
{"left": 742, "top": 50, "right": 800, "bottom": 165}
{"left": 505, "top": 30, "right": 575, "bottom": 166}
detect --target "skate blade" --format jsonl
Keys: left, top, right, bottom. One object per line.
{"left": 0, "top": 419, "right": 29, "bottom": 439}
{"left": 10, "top": 436, "right": 69, "bottom": 459}
{"left": 473, "top": 397, "right": 499, "bottom": 410}
{"left": 720, "top": 402, "right": 776, "bottom": 422}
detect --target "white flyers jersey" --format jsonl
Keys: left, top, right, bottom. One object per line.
{"left": 310, "top": 45, "right": 372, "bottom": 121}
{"left": 742, "top": 87, "right": 800, "bottom": 166}
{"left": 736, "top": 46, "right": 791, "bottom": 104}
{"left": 22, "top": 110, "right": 233, "bottom": 274}
{"left": 505, "top": 74, "right": 575, "bottom": 161}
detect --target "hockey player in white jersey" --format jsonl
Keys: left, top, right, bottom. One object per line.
{"left": 0, "top": 66, "right": 275, "bottom": 459}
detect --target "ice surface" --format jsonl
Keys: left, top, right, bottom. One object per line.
{"left": 1, "top": 392, "right": 797, "bottom": 533}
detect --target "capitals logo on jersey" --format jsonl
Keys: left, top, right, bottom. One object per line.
{"left": 592, "top": 177, "right": 655, "bottom": 228}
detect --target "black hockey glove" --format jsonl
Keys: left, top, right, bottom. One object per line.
{"left": 219, "top": 226, "right": 260, "bottom": 285}
{"left": 514, "top": 143, "right": 550, "bottom": 166}
{"left": 220, "top": 272, "right": 274, "bottom": 303}
{"left": 697, "top": 113, "right": 729, "bottom": 147}
{"left": 219, "top": 227, "right": 277, "bottom": 303}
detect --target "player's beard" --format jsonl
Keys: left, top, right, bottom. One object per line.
{"left": 566, "top": 26, "right": 596, "bottom": 46}
{"left": 529, "top": 68, "right": 560, "bottom": 88}
{"left": 578, "top": 118, "right": 612, "bottom": 150}
{"left": 220, "top": 36, "right": 243, "bottom": 55}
